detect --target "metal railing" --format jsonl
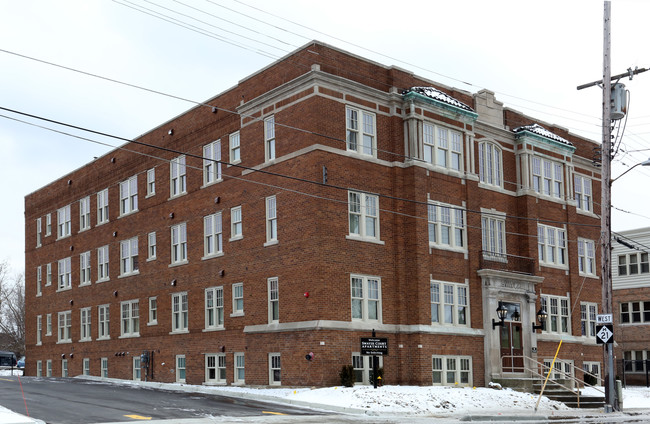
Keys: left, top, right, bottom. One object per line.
{"left": 479, "top": 251, "right": 536, "bottom": 275}
{"left": 621, "top": 359, "right": 650, "bottom": 387}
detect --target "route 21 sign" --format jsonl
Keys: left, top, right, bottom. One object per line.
{"left": 596, "top": 324, "right": 614, "bottom": 344}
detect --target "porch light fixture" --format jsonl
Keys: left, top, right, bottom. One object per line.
{"left": 532, "top": 308, "right": 548, "bottom": 331}
{"left": 511, "top": 308, "right": 521, "bottom": 322}
{"left": 492, "top": 301, "right": 508, "bottom": 329}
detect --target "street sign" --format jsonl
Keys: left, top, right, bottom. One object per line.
{"left": 360, "top": 337, "right": 389, "bottom": 356}
{"left": 596, "top": 314, "right": 613, "bottom": 324}
{"left": 596, "top": 324, "right": 614, "bottom": 344}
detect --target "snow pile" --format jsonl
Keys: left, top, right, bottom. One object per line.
{"left": 404, "top": 86, "right": 474, "bottom": 112}
{"left": 513, "top": 123, "right": 572, "bottom": 146}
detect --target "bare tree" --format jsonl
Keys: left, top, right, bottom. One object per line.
{"left": 0, "top": 261, "right": 25, "bottom": 357}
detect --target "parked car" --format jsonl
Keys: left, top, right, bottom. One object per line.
{"left": 0, "top": 351, "right": 17, "bottom": 367}
{"left": 16, "top": 357, "right": 25, "bottom": 368}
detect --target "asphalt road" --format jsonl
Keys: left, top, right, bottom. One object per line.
{"left": 0, "top": 375, "right": 326, "bottom": 423}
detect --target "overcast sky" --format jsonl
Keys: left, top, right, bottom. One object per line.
{"left": 1, "top": 0, "right": 649, "bottom": 274}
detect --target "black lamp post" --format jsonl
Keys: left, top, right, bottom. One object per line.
{"left": 492, "top": 301, "right": 508, "bottom": 329}
{"left": 532, "top": 308, "right": 548, "bottom": 331}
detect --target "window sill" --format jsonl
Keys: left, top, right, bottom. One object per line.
{"left": 145, "top": 193, "right": 155, "bottom": 198}
{"left": 429, "top": 243, "right": 467, "bottom": 254}
{"left": 36, "top": 293, "right": 42, "bottom": 297}
{"left": 147, "top": 321, "right": 158, "bottom": 326}
{"left": 169, "top": 260, "right": 189, "bottom": 268}
{"left": 539, "top": 262, "right": 568, "bottom": 271}
{"left": 79, "top": 282, "right": 92, "bottom": 287}
{"left": 346, "top": 235, "right": 385, "bottom": 245}
{"left": 45, "top": 283, "right": 52, "bottom": 287}
{"left": 202, "top": 252, "right": 224, "bottom": 261}
{"left": 230, "top": 312, "right": 244, "bottom": 318}
{"left": 203, "top": 327, "right": 225, "bottom": 332}
{"left": 96, "top": 278, "right": 110, "bottom": 284}
{"left": 263, "top": 240, "right": 278, "bottom": 247}
{"left": 118, "top": 271, "right": 140, "bottom": 279}
{"left": 79, "top": 227, "right": 90, "bottom": 234}
{"left": 96, "top": 220, "right": 109, "bottom": 227}
{"left": 578, "top": 272, "right": 599, "bottom": 279}
{"left": 118, "top": 210, "right": 139, "bottom": 219}
{"left": 168, "top": 191, "right": 188, "bottom": 201}
{"left": 169, "top": 330, "right": 190, "bottom": 335}
{"left": 576, "top": 208, "right": 598, "bottom": 219}
{"left": 56, "top": 340, "right": 72, "bottom": 344}
{"left": 56, "top": 235, "right": 71, "bottom": 241}
{"left": 229, "top": 235, "right": 243, "bottom": 242}
{"left": 201, "top": 180, "right": 223, "bottom": 189}
{"left": 56, "top": 286, "right": 72, "bottom": 293}
{"left": 146, "top": 256, "right": 157, "bottom": 262}
{"left": 118, "top": 334, "right": 140, "bottom": 339}
{"left": 97, "top": 336, "right": 110, "bottom": 341}
{"left": 78, "top": 339, "right": 92, "bottom": 343}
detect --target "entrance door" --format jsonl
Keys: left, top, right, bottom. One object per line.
{"left": 500, "top": 321, "right": 524, "bottom": 372}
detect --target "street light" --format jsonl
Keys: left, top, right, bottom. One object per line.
{"left": 532, "top": 308, "right": 548, "bottom": 332}
{"left": 611, "top": 158, "right": 650, "bottom": 184}
{"left": 492, "top": 301, "right": 508, "bottom": 329}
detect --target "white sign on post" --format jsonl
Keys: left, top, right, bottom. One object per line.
{"left": 596, "top": 314, "right": 613, "bottom": 324}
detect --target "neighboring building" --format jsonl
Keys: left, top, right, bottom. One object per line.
{"left": 25, "top": 41, "right": 603, "bottom": 388}
{"left": 612, "top": 227, "right": 650, "bottom": 385}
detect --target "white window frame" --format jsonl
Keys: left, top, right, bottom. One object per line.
{"left": 80, "top": 251, "right": 91, "bottom": 286}
{"left": 98, "top": 304, "right": 110, "bottom": 340}
{"left": 203, "top": 212, "right": 223, "bottom": 258}
{"left": 234, "top": 352, "right": 245, "bottom": 385}
{"left": 148, "top": 297, "right": 157, "bottom": 325}
{"left": 58, "top": 257, "right": 72, "bottom": 291}
{"left": 36, "top": 315, "right": 42, "bottom": 345}
{"left": 428, "top": 202, "right": 465, "bottom": 251}
{"left": 538, "top": 224, "right": 567, "bottom": 268}
{"left": 350, "top": 275, "right": 381, "bottom": 323}
{"left": 79, "top": 196, "right": 91, "bottom": 231}
{"left": 348, "top": 191, "right": 380, "bottom": 242}
{"left": 97, "top": 245, "right": 109, "bottom": 282}
{"left": 57, "top": 310, "right": 72, "bottom": 343}
{"left": 578, "top": 238, "right": 596, "bottom": 277}
{"left": 478, "top": 141, "right": 503, "bottom": 187}
{"left": 119, "top": 175, "right": 138, "bottom": 216}
{"left": 346, "top": 106, "right": 376, "bottom": 157}
{"left": 432, "top": 355, "right": 473, "bottom": 386}
{"left": 46, "top": 313, "right": 52, "bottom": 336}
{"left": 583, "top": 361, "right": 601, "bottom": 385}
{"left": 541, "top": 294, "right": 571, "bottom": 334}
{"left": 133, "top": 356, "right": 141, "bottom": 381}
{"left": 265, "top": 195, "right": 277, "bottom": 245}
{"left": 36, "top": 360, "right": 42, "bottom": 377}
{"left": 171, "top": 292, "right": 189, "bottom": 333}
{"left": 176, "top": 355, "right": 186, "bottom": 383}
{"left": 268, "top": 277, "right": 279, "bottom": 324}
{"left": 265, "top": 115, "right": 276, "bottom": 161}
{"left": 617, "top": 252, "right": 649, "bottom": 276}
{"left": 57, "top": 205, "right": 71, "bottom": 239}
{"left": 97, "top": 188, "right": 109, "bottom": 225}
{"left": 36, "top": 217, "right": 42, "bottom": 247}
{"left": 46, "top": 359, "right": 52, "bottom": 377}
{"left": 230, "top": 206, "right": 242, "bottom": 240}
{"left": 203, "top": 140, "right": 222, "bottom": 185}
{"left": 423, "top": 122, "right": 463, "bottom": 171}
{"left": 83, "top": 358, "right": 90, "bottom": 376}
{"left": 351, "top": 354, "right": 384, "bottom": 385}
{"left": 171, "top": 223, "right": 188, "bottom": 264}
{"left": 430, "top": 280, "right": 470, "bottom": 326}
{"left": 620, "top": 301, "right": 650, "bottom": 324}
{"left": 120, "top": 299, "right": 140, "bottom": 338}
{"left": 481, "top": 212, "right": 506, "bottom": 260}
{"left": 36, "top": 266, "right": 42, "bottom": 296}
{"left": 170, "top": 155, "right": 187, "bottom": 197}
{"left": 45, "top": 213, "right": 52, "bottom": 236}
{"left": 574, "top": 174, "right": 593, "bottom": 213}
{"left": 101, "top": 357, "right": 108, "bottom": 378}
{"left": 269, "top": 353, "right": 281, "bottom": 386}
{"left": 229, "top": 131, "right": 241, "bottom": 164}
{"left": 232, "top": 283, "right": 244, "bottom": 316}
{"left": 205, "top": 287, "right": 224, "bottom": 330}
{"left": 147, "top": 232, "right": 156, "bottom": 260}
{"left": 120, "top": 237, "right": 139, "bottom": 276}
{"left": 62, "top": 359, "right": 68, "bottom": 377}
{"left": 80, "top": 307, "right": 92, "bottom": 342}
{"left": 580, "top": 301, "right": 598, "bottom": 338}
{"left": 205, "top": 353, "right": 227, "bottom": 384}
{"left": 531, "top": 156, "right": 563, "bottom": 199}
{"left": 146, "top": 168, "right": 155, "bottom": 197}
{"left": 46, "top": 263, "right": 52, "bottom": 286}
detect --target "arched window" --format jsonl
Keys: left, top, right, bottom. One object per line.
{"left": 478, "top": 141, "right": 502, "bottom": 187}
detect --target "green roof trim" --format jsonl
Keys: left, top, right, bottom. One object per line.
{"left": 514, "top": 129, "right": 576, "bottom": 153}
{"left": 403, "top": 91, "right": 478, "bottom": 121}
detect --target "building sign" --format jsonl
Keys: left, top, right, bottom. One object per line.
{"left": 360, "top": 337, "right": 389, "bottom": 356}
{"left": 596, "top": 324, "right": 614, "bottom": 344}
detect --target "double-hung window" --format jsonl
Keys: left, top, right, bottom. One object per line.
{"left": 205, "top": 287, "right": 224, "bottom": 330}
{"left": 46, "top": 263, "right": 52, "bottom": 286}
{"left": 97, "top": 245, "right": 109, "bottom": 281}
{"left": 351, "top": 275, "right": 381, "bottom": 322}
{"left": 176, "top": 355, "right": 186, "bottom": 383}
{"left": 538, "top": 224, "right": 567, "bottom": 267}
{"left": 230, "top": 207, "right": 242, "bottom": 240}
{"left": 481, "top": 213, "right": 506, "bottom": 260}
{"left": 346, "top": 106, "right": 376, "bottom": 156}
{"left": 120, "top": 300, "right": 139, "bottom": 337}
{"left": 80, "top": 307, "right": 91, "bottom": 341}
{"left": 97, "top": 189, "right": 109, "bottom": 224}
{"left": 478, "top": 141, "right": 502, "bottom": 187}
{"left": 46, "top": 314, "right": 52, "bottom": 336}
{"left": 171, "top": 292, "right": 189, "bottom": 333}
{"left": 430, "top": 281, "right": 469, "bottom": 326}
{"left": 204, "top": 213, "right": 223, "bottom": 257}
{"left": 119, "top": 175, "right": 138, "bottom": 215}
{"left": 229, "top": 132, "right": 241, "bottom": 164}
{"left": 98, "top": 305, "right": 110, "bottom": 340}
{"left": 531, "top": 157, "right": 563, "bottom": 199}
{"left": 574, "top": 175, "right": 593, "bottom": 213}
{"left": 79, "top": 196, "right": 91, "bottom": 231}
{"left": 36, "top": 315, "right": 42, "bottom": 345}
{"left": 170, "top": 155, "right": 187, "bottom": 197}
{"left": 45, "top": 213, "right": 52, "bottom": 236}
{"left": 36, "top": 218, "right": 42, "bottom": 247}
{"left": 120, "top": 237, "right": 139, "bottom": 276}
{"left": 232, "top": 283, "right": 244, "bottom": 315}
{"left": 348, "top": 191, "right": 379, "bottom": 241}
{"left": 148, "top": 297, "right": 157, "bottom": 325}
{"left": 36, "top": 266, "right": 42, "bottom": 296}
{"left": 57, "top": 205, "right": 71, "bottom": 238}
{"left": 203, "top": 140, "right": 222, "bottom": 185}
{"left": 268, "top": 277, "right": 279, "bottom": 324}
{"left": 265, "top": 115, "right": 276, "bottom": 161}
{"left": 580, "top": 302, "right": 598, "bottom": 337}
{"left": 58, "top": 310, "right": 72, "bottom": 343}
{"left": 428, "top": 203, "right": 465, "bottom": 250}
{"left": 269, "top": 353, "right": 281, "bottom": 385}
{"left": 171, "top": 223, "right": 187, "bottom": 264}
{"left": 205, "top": 353, "right": 227, "bottom": 384}
{"left": 620, "top": 301, "right": 650, "bottom": 324}
{"left": 234, "top": 352, "right": 245, "bottom": 384}
{"left": 432, "top": 356, "right": 472, "bottom": 386}
{"left": 80, "top": 251, "right": 91, "bottom": 286}
{"left": 147, "top": 232, "right": 156, "bottom": 260}
{"left": 577, "top": 238, "right": 596, "bottom": 276}
{"left": 146, "top": 168, "right": 155, "bottom": 196}
{"left": 541, "top": 295, "right": 570, "bottom": 334}
{"left": 58, "top": 257, "right": 72, "bottom": 290}
{"left": 423, "top": 123, "right": 463, "bottom": 171}
{"left": 266, "top": 195, "right": 277, "bottom": 244}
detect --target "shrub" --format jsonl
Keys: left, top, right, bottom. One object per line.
{"left": 584, "top": 373, "right": 597, "bottom": 387}
{"left": 339, "top": 364, "right": 355, "bottom": 387}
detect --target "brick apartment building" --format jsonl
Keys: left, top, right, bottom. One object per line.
{"left": 25, "top": 41, "right": 604, "bottom": 388}
{"left": 612, "top": 227, "right": 650, "bottom": 385}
